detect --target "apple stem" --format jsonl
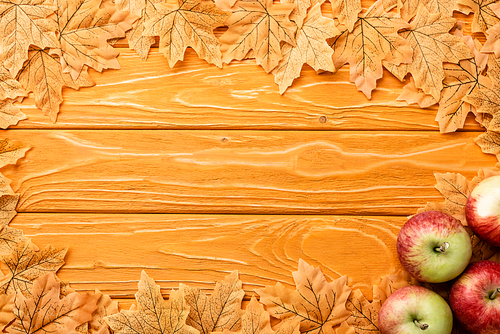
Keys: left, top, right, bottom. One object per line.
{"left": 489, "top": 288, "right": 500, "bottom": 300}
{"left": 434, "top": 242, "right": 450, "bottom": 253}
{"left": 413, "top": 320, "right": 429, "bottom": 331}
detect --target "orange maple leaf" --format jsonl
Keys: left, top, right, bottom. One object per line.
{"left": 220, "top": 0, "right": 297, "bottom": 73}
{"left": 329, "top": 0, "right": 361, "bottom": 32}
{"left": 256, "top": 259, "right": 351, "bottom": 334}
{"left": 457, "top": 0, "right": 499, "bottom": 33}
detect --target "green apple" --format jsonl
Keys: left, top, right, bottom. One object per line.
{"left": 378, "top": 285, "right": 453, "bottom": 334}
{"left": 397, "top": 211, "right": 472, "bottom": 283}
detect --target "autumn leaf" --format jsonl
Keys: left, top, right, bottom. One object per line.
{"left": 105, "top": 271, "right": 199, "bottom": 334}
{"left": 336, "top": 290, "right": 379, "bottom": 334}
{"left": 384, "top": 5, "right": 473, "bottom": 100}
{"left": 8, "top": 273, "right": 98, "bottom": 334}
{"left": 0, "top": 226, "right": 26, "bottom": 256}
{"left": 17, "top": 49, "right": 95, "bottom": 122}
{"left": 0, "top": 100, "right": 27, "bottom": 129}
{"left": 0, "top": 293, "right": 14, "bottom": 331}
{"left": 183, "top": 271, "right": 244, "bottom": 334}
{"left": 143, "top": 0, "right": 228, "bottom": 68}
{"left": 399, "top": 0, "right": 458, "bottom": 22}
{"left": 329, "top": 0, "right": 361, "bottom": 32}
{"left": 372, "top": 270, "right": 417, "bottom": 305}
{"left": 220, "top": 0, "right": 296, "bottom": 73}
{"left": 397, "top": 77, "right": 438, "bottom": 108}
{"left": 0, "top": 139, "right": 30, "bottom": 195}
{"left": 273, "top": 3, "right": 338, "bottom": 94}
{"left": 434, "top": 31, "right": 490, "bottom": 133}
{"left": 86, "top": 289, "right": 119, "bottom": 334}
{"left": 256, "top": 259, "right": 351, "bottom": 334}
{"left": 457, "top": 0, "right": 499, "bottom": 33}
{"left": 463, "top": 226, "right": 499, "bottom": 262}
{"left": 0, "top": 240, "right": 67, "bottom": 296}
{"left": 0, "top": 66, "right": 26, "bottom": 101}
{"left": 481, "top": 4, "right": 500, "bottom": 56}
{"left": 281, "top": 0, "right": 311, "bottom": 28}
{"left": 116, "top": 0, "right": 163, "bottom": 60}
{"left": 0, "top": 0, "right": 58, "bottom": 77}
{"left": 331, "top": 0, "right": 412, "bottom": 99}
{"left": 0, "top": 194, "right": 19, "bottom": 227}
{"left": 216, "top": 297, "right": 273, "bottom": 334}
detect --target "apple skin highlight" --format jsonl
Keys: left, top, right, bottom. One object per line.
{"left": 397, "top": 211, "right": 472, "bottom": 283}
{"left": 450, "top": 261, "right": 500, "bottom": 334}
{"left": 378, "top": 285, "right": 453, "bottom": 334}
{"left": 465, "top": 176, "right": 500, "bottom": 247}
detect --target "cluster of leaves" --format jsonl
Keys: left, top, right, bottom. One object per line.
{"left": 0, "top": 0, "right": 137, "bottom": 124}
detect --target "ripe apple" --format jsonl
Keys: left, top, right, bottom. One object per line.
{"left": 450, "top": 260, "right": 500, "bottom": 334}
{"left": 378, "top": 285, "right": 453, "bottom": 334}
{"left": 465, "top": 175, "right": 500, "bottom": 247}
{"left": 397, "top": 211, "right": 472, "bottom": 283}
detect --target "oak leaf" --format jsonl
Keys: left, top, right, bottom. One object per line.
{"left": 0, "top": 240, "right": 67, "bottom": 296}
{"left": 273, "top": 3, "right": 338, "bottom": 94}
{"left": 399, "top": 0, "right": 458, "bottom": 22}
{"left": 0, "top": 194, "right": 19, "bottom": 227}
{"left": 256, "top": 259, "right": 351, "bottom": 334}
{"left": 0, "top": 0, "right": 58, "bottom": 77}
{"left": 116, "top": 0, "right": 163, "bottom": 60}
{"left": 183, "top": 271, "right": 244, "bottom": 334}
{"left": 220, "top": 0, "right": 296, "bottom": 73}
{"left": 336, "top": 290, "right": 380, "bottom": 334}
{"left": 457, "top": 0, "right": 499, "bottom": 33}
{"left": 17, "top": 49, "right": 95, "bottom": 122}
{"left": 384, "top": 5, "right": 473, "bottom": 100}
{"left": 481, "top": 3, "right": 500, "bottom": 56}
{"left": 0, "top": 293, "right": 14, "bottom": 331}
{"left": 143, "top": 0, "right": 228, "bottom": 68}
{"left": 434, "top": 31, "right": 490, "bottom": 133}
{"left": 331, "top": 0, "right": 412, "bottom": 99}
{"left": 105, "top": 271, "right": 199, "bottom": 334}
{"left": 8, "top": 273, "right": 98, "bottom": 334}
{"left": 329, "top": 0, "right": 361, "bottom": 32}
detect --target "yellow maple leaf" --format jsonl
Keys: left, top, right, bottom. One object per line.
{"left": 143, "top": 0, "right": 229, "bottom": 68}
{"left": 329, "top": 0, "right": 361, "bottom": 32}
{"left": 457, "top": 0, "right": 499, "bottom": 33}
{"left": 220, "top": 0, "right": 296, "bottom": 73}
{"left": 256, "top": 259, "right": 351, "bottom": 334}
{"left": 481, "top": 3, "right": 500, "bottom": 56}
{"left": 332, "top": 0, "right": 412, "bottom": 99}
{"left": 337, "top": 290, "right": 380, "bottom": 334}
{"left": 399, "top": 0, "right": 458, "bottom": 22}
{"left": 273, "top": 3, "right": 339, "bottom": 93}
{"left": 384, "top": 5, "right": 473, "bottom": 100}
{"left": 8, "top": 273, "right": 98, "bottom": 334}
{"left": 16, "top": 49, "right": 95, "bottom": 122}
{"left": 0, "top": 100, "right": 26, "bottom": 130}
{"left": 215, "top": 297, "right": 274, "bottom": 334}
{"left": 0, "top": 194, "right": 19, "bottom": 227}
{"left": 0, "top": 293, "right": 14, "bottom": 332}
{"left": 183, "top": 271, "right": 244, "bottom": 334}
{"left": 372, "top": 270, "right": 417, "bottom": 305}
{"left": 0, "top": 0, "right": 58, "bottom": 77}
{"left": 105, "top": 271, "right": 199, "bottom": 334}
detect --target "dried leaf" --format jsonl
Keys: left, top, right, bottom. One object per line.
{"left": 0, "top": 195, "right": 19, "bottom": 227}
{"left": 217, "top": 297, "right": 273, "bottom": 334}
{"left": 331, "top": 0, "right": 412, "bottom": 99}
{"left": 50, "top": 0, "right": 136, "bottom": 79}
{"left": 435, "top": 31, "right": 490, "bottom": 133}
{"left": 144, "top": 0, "right": 229, "bottom": 68}
{"left": 0, "top": 227, "right": 26, "bottom": 256}
{"left": 482, "top": 4, "right": 500, "bottom": 56}
{"left": 89, "top": 290, "right": 119, "bottom": 334}
{"left": 8, "top": 273, "right": 98, "bottom": 334}
{"left": 17, "top": 49, "right": 95, "bottom": 122}
{"left": 399, "top": 0, "right": 458, "bottom": 22}
{"left": 116, "top": 0, "right": 163, "bottom": 60}
{"left": 0, "top": 240, "right": 67, "bottom": 296}
{"left": 0, "top": 0, "right": 58, "bottom": 77}
{"left": 0, "top": 139, "right": 30, "bottom": 169}
{"left": 274, "top": 320, "right": 301, "bottom": 334}
{"left": 464, "top": 226, "right": 499, "bottom": 262}
{"left": 0, "top": 100, "right": 27, "bottom": 129}
{"left": 220, "top": 0, "right": 296, "bottom": 73}
{"left": 456, "top": 0, "right": 499, "bottom": 33}
{"left": 397, "top": 77, "right": 438, "bottom": 108}
{"left": 184, "top": 271, "right": 244, "bottom": 334}
{"left": 338, "top": 290, "right": 380, "bottom": 334}
{"left": 282, "top": 0, "right": 311, "bottom": 28}
{"left": 384, "top": 5, "right": 473, "bottom": 100}
{"left": 0, "top": 66, "right": 26, "bottom": 100}
{"left": 105, "top": 271, "right": 198, "bottom": 334}
{"left": 0, "top": 293, "right": 15, "bottom": 331}
{"left": 273, "top": 4, "right": 338, "bottom": 94}
{"left": 329, "top": 0, "right": 361, "bottom": 32}
{"left": 372, "top": 270, "right": 417, "bottom": 305}
{"left": 256, "top": 259, "right": 351, "bottom": 334}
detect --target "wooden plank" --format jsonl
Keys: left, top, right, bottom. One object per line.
{"left": 0, "top": 130, "right": 495, "bottom": 215}
{"left": 12, "top": 49, "right": 484, "bottom": 131}
{"left": 9, "top": 213, "right": 407, "bottom": 300}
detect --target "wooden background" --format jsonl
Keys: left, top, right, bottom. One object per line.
{"left": 0, "top": 7, "right": 497, "bottom": 308}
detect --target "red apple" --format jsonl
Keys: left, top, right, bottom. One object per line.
{"left": 450, "top": 260, "right": 500, "bottom": 334}
{"left": 397, "top": 211, "right": 472, "bottom": 283}
{"left": 378, "top": 285, "right": 453, "bottom": 334}
{"left": 465, "top": 175, "right": 500, "bottom": 247}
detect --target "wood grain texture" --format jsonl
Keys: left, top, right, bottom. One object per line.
{"left": 9, "top": 213, "right": 406, "bottom": 300}
{"left": 0, "top": 130, "right": 495, "bottom": 215}
{"left": 11, "top": 50, "right": 484, "bottom": 131}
